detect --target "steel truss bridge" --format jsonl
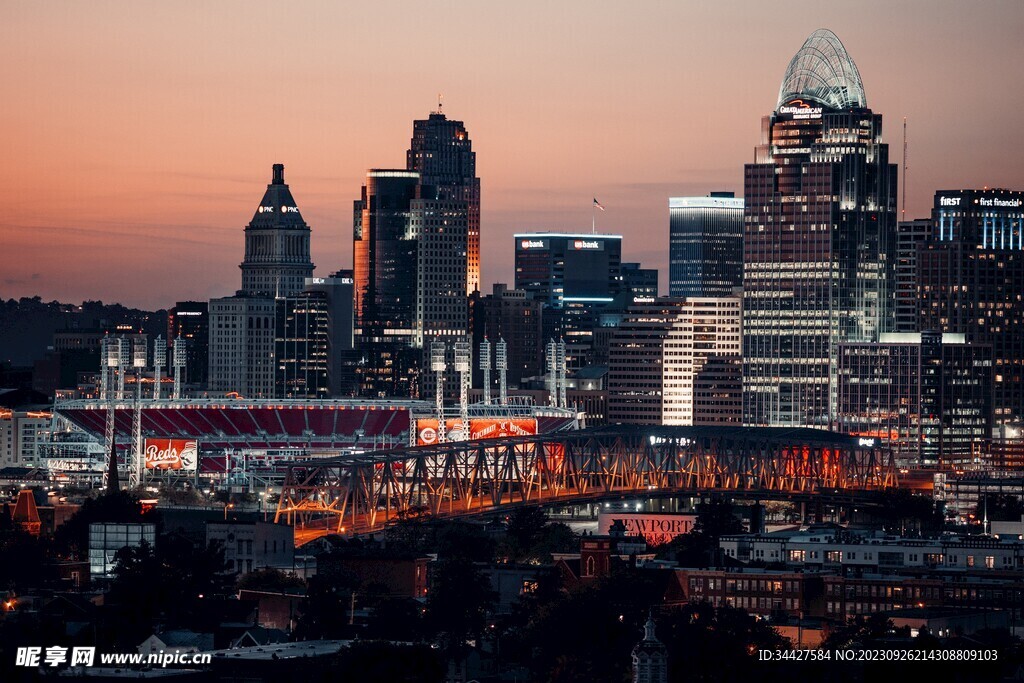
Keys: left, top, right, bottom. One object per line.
{"left": 275, "top": 425, "right": 897, "bottom": 541}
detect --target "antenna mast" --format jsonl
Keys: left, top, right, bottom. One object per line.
{"left": 902, "top": 116, "right": 907, "bottom": 221}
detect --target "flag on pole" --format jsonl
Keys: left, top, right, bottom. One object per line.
{"left": 593, "top": 198, "right": 605, "bottom": 211}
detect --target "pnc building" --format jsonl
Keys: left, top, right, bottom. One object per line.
{"left": 240, "top": 164, "right": 314, "bottom": 298}
{"left": 742, "top": 29, "right": 897, "bottom": 428}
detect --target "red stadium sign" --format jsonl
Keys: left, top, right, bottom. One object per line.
{"left": 144, "top": 438, "right": 198, "bottom": 471}
{"left": 415, "top": 418, "right": 537, "bottom": 446}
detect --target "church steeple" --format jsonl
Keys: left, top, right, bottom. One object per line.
{"left": 631, "top": 610, "right": 667, "bottom": 683}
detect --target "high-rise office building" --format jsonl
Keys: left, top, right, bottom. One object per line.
{"left": 275, "top": 291, "right": 330, "bottom": 399}
{"left": 669, "top": 193, "right": 744, "bottom": 297}
{"left": 514, "top": 233, "right": 623, "bottom": 307}
{"left": 515, "top": 232, "right": 623, "bottom": 369}
{"left": 407, "top": 110, "right": 481, "bottom": 295}
{"left": 240, "top": 164, "right": 314, "bottom": 298}
{"left": 470, "top": 284, "right": 544, "bottom": 389}
{"left": 168, "top": 301, "right": 209, "bottom": 388}
{"left": 620, "top": 263, "right": 659, "bottom": 303}
{"left": 893, "top": 219, "right": 932, "bottom": 333}
{"left": 352, "top": 170, "right": 469, "bottom": 398}
{"left": 742, "top": 29, "right": 897, "bottom": 427}
{"left": 607, "top": 297, "right": 742, "bottom": 425}
{"left": 304, "top": 271, "right": 355, "bottom": 396}
{"left": 207, "top": 295, "right": 276, "bottom": 398}
{"left": 919, "top": 189, "right": 1024, "bottom": 422}
{"left": 838, "top": 332, "right": 992, "bottom": 467}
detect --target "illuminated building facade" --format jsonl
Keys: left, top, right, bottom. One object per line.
{"left": 168, "top": 301, "right": 209, "bottom": 387}
{"left": 207, "top": 295, "right": 276, "bottom": 398}
{"left": 275, "top": 290, "right": 330, "bottom": 399}
{"left": 304, "top": 271, "right": 355, "bottom": 396}
{"left": 669, "top": 193, "right": 744, "bottom": 297}
{"left": 607, "top": 297, "right": 742, "bottom": 425}
{"left": 515, "top": 232, "right": 623, "bottom": 368}
{"left": 893, "top": 219, "right": 932, "bottom": 333}
{"left": 352, "top": 170, "right": 469, "bottom": 398}
{"left": 240, "top": 164, "right": 314, "bottom": 298}
{"left": 743, "top": 29, "right": 898, "bottom": 427}
{"left": 919, "top": 189, "right": 1024, "bottom": 422}
{"left": 514, "top": 233, "right": 623, "bottom": 308}
{"left": 838, "top": 331, "right": 992, "bottom": 467}
{"left": 407, "top": 111, "right": 481, "bottom": 295}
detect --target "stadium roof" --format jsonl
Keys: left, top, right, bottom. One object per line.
{"left": 777, "top": 29, "right": 866, "bottom": 111}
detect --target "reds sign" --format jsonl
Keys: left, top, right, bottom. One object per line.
{"left": 415, "top": 418, "right": 538, "bottom": 446}
{"left": 144, "top": 438, "right": 198, "bottom": 471}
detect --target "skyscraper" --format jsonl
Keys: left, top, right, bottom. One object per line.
{"left": 919, "top": 189, "right": 1024, "bottom": 422}
{"left": 207, "top": 295, "right": 276, "bottom": 398}
{"left": 838, "top": 332, "right": 992, "bottom": 467}
{"left": 240, "top": 164, "right": 314, "bottom": 298}
{"left": 352, "top": 170, "right": 469, "bottom": 398}
{"left": 407, "top": 110, "right": 481, "bottom": 294}
{"left": 742, "top": 29, "right": 897, "bottom": 427}
{"left": 275, "top": 290, "right": 330, "bottom": 399}
{"left": 668, "top": 193, "right": 744, "bottom": 297}
{"left": 607, "top": 297, "right": 742, "bottom": 426}
{"left": 167, "top": 301, "right": 209, "bottom": 388}
{"left": 893, "top": 219, "right": 932, "bottom": 333}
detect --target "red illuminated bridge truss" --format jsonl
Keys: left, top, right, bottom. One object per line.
{"left": 276, "top": 426, "right": 897, "bottom": 540}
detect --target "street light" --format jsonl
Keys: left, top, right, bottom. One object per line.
{"left": 224, "top": 502, "right": 235, "bottom": 520}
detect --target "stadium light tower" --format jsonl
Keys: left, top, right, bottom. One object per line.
{"left": 153, "top": 336, "right": 166, "bottom": 400}
{"left": 455, "top": 340, "right": 471, "bottom": 439}
{"left": 546, "top": 340, "right": 557, "bottom": 406}
{"left": 102, "top": 339, "right": 121, "bottom": 489}
{"left": 479, "top": 338, "right": 492, "bottom": 405}
{"left": 557, "top": 339, "right": 567, "bottom": 409}
{"left": 173, "top": 336, "right": 187, "bottom": 400}
{"left": 430, "top": 339, "right": 447, "bottom": 444}
{"left": 130, "top": 337, "right": 147, "bottom": 489}
{"left": 496, "top": 338, "right": 508, "bottom": 405}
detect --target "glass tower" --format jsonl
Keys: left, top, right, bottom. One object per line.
{"left": 668, "top": 192, "right": 744, "bottom": 297}
{"left": 742, "top": 29, "right": 898, "bottom": 427}
{"left": 407, "top": 110, "right": 481, "bottom": 295}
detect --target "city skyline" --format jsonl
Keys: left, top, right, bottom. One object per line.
{"left": 3, "top": 1, "right": 1024, "bottom": 309}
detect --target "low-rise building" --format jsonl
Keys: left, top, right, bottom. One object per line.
{"left": 206, "top": 521, "right": 293, "bottom": 575}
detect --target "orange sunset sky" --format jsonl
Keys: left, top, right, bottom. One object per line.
{"left": 2, "top": 0, "right": 1023, "bottom": 309}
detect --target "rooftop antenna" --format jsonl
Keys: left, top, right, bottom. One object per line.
{"left": 435, "top": 93, "right": 443, "bottom": 115}
{"left": 901, "top": 117, "right": 907, "bottom": 221}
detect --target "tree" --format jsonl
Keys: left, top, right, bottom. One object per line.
{"left": 52, "top": 490, "right": 151, "bottom": 559}
{"left": 237, "top": 568, "right": 305, "bottom": 593}
{"left": 103, "top": 534, "right": 231, "bottom": 647}
{"left": 295, "top": 567, "right": 359, "bottom": 640}
{"left": 424, "top": 558, "right": 496, "bottom": 659}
